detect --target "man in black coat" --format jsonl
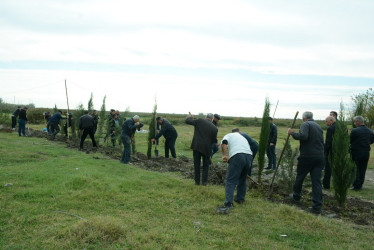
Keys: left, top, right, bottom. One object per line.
{"left": 186, "top": 113, "right": 218, "bottom": 185}
{"left": 79, "top": 111, "right": 97, "bottom": 150}
{"left": 18, "top": 107, "right": 28, "bottom": 136}
{"left": 152, "top": 117, "right": 178, "bottom": 158}
{"left": 12, "top": 106, "right": 21, "bottom": 131}
{"left": 350, "top": 116, "right": 374, "bottom": 190}
{"left": 265, "top": 117, "right": 278, "bottom": 170}
{"left": 322, "top": 115, "right": 336, "bottom": 189}
{"left": 288, "top": 111, "right": 324, "bottom": 214}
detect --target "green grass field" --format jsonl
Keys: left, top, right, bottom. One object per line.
{"left": 1, "top": 130, "right": 374, "bottom": 249}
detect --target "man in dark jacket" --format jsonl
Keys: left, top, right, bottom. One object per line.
{"left": 266, "top": 117, "right": 278, "bottom": 170}
{"left": 48, "top": 110, "right": 66, "bottom": 139}
{"left": 12, "top": 106, "right": 21, "bottom": 130}
{"left": 232, "top": 128, "right": 258, "bottom": 176}
{"left": 18, "top": 107, "right": 28, "bottom": 136}
{"left": 152, "top": 117, "right": 178, "bottom": 158}
{"left": 210, "top": 113, "right": 221, "bottom": 157}
{"left": 350, "top": 116, "right": 374, "bottom": 190}
{"left": 120, "top": 115, "right": 144, "bottom": 164}
{"left": 79, "top": 111, "right": 97, "bottom": 150}
{"left": 92, "top": 110, "right": 99, "bottom": 134}
{"left": 288, "top": 111, "right": 324, "bottom": 214}
{"left": 323, "top": 115, "right": 336, "bottom": 189}
{"left": 186, "top": 113, "right": 218, "bottom": 185}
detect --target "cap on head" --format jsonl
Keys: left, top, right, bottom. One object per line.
{"left": 214, "top": 114, "right": 221, "bottom": 120}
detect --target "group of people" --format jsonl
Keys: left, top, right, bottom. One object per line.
{"left": 289, "top": 111, "right": 374, "bottom": 214}
{"left": 10, "top": 106, "right": 374, "bottom": 214}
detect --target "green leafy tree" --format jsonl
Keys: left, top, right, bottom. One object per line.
{"left": 97, "top": 95, "right": 107, "bottom": 140}
{"left": 277, "top": 138, "right": 298, "bottom": 193}
{"left": 257, "top": 97, "right": 271, "bottom": 183}
{"left": 147, "top": 100, "right": 157, "bottom": 159}
{"left": 351, "top": 88, "right": 374, "bottom": 128}
{"left": 331, "top": 103, "right": 356, "bottom": 207}
{"left": 87, "top": 93, "right": 94, "bottom": 115}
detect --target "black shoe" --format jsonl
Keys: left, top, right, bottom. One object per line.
{"left": 307, "top": 207, "right": 322, "bottom": 215}
{"left": 351, "top": 187, "right": 362, "bottom": 191}
{"left": 289, "top": 194, "right": 301, "bottom": 204}
{"left": 323, "top": 186, "right": 330, "bottom": 190}
{"left": 234, "top": 200, "right": 244, "bottom": 205}
{"left": 216, "top": 202, "right": 234, "bottom": 214}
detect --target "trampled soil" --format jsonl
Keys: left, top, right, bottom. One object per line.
{"left": 8, "top": 127, "right": 374, "bottom": 229}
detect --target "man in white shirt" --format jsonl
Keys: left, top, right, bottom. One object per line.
{"left": 218, "top": 132, "right": 253, "bottom": 211}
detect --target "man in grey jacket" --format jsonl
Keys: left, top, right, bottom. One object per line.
{"left": 288, "top": 111, "right": 324, "bottom": 214}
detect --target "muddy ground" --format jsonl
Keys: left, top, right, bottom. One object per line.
{"left": 6, "top": 127, "right": 374, "bottom": 229}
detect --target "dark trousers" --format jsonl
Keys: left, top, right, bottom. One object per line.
{"left": 266, "top": 144, "right": 277, "bottom": 169}
{"left": 211, "top": 143, "right": 219, "bottom": 157}
{"left": 120, "top": 135, "right": 131, "bottom": 164}
{"left": 293, "top": 156, "right": 324, "bottom": 211}
{"left": 80, "top": 128, "right": 97, "bottom": 149}
{"left": 18, "top": 119, "right": 26, "bottom": 136}
{"left": 50, "top": 123, "right": 60, "bottom": 137}
{"left": 193, "top": 150, "right": 210, "bottom": 185}
{"left": 225, "top": 153, "right": 252, "bottom": 204}
{"left": 165, "top": 135, "right": 177, "bottom": 158}
{"left": 12, "top": 116, "right": 17, "bottom": 129}
{"left": 352, "top": 151, "right": 370, "bottom": 189}
{"left": 322, "top": 155, "right": 332, "bottom": 189}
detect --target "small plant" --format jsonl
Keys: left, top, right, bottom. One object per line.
{"left": 331, "top": 103, "right": 356, "bottom": 207}
{"left": 87, "top": 92, "right": 94, "bottom": 115}
{"left": 147, "top": 100, "right": 157, "bottom": 159}
{"left": 277, "top": 138, "right": 298, "bottom": 193}
{"left": 257, "top": 97, "right": 271, "bottom": 183}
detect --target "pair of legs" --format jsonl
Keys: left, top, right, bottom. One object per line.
{"left": 352, "top": 151, "right": 369, "bottom": 190}
{"left": 292, "top": 156, "right": 324, "bottom": 211}
{"left": 225, "top": 153, "right": 252, "bottom": 205}
{"left": 164, "top": 135, "right": 177, "bottom": 158}
{"left": 266, "top": 144, "right": 276, "bottom": 169}
{"left": 80, "top": 128, "right": 97, "bottom": 149}
{"left": 120, "top": 135, "right": 131, "bottom": 164}
{"left": 49, "top": 123, "right": 60, "bottom": 138}
{"left": 18, "top": 119, "right": 26, "bottom": 136}
{"left": 193, "top": 150, "right": 210, "bottom": 185}
{"left": 322, "top": 155, "right": 331, "bottom": 189}
{"left": 12, "top": 116, "right": 17, "bottom": 129}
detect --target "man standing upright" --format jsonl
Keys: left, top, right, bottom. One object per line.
{"left": 18, "top": 107, "right": 28, "bottom": 137}
{"left": 79, "top": 111, "right": 97, "bottom": 150}
{"left": 152, "top": 117, "right": 178, "bottom": 158}
{"left": 323, "top": 115, "right": 336, "bottom": 189}
{"left": 217, "top": 131, "right": 252, "bottom": 211}
{"left": 288, "top": 111, "right": 324, "bottom": 214}
{"left": 350, "top": 116, "right": 374, "bottom": 191}
{"left": 266, "top": 117, "right": 278, "bottom": 170}
{"left": 120, "top": 115, "right": 143, "bottom": 164}
{"left": 12, "top": 106, "right": 21, "bottom": 131}
{"left": 186, "top": 113, "right": 218, "bottom": 185}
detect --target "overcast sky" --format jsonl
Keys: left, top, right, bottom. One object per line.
{"left": 1, "top": 0, "right": 373, "bottom": 119}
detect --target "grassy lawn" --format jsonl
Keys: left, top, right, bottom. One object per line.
{"left": 1, "top": 131, "right": 374, "bottom": 249}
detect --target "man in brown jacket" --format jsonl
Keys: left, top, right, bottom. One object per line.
{"left": 186, "top": 113, "right": 218, "bottom": 185}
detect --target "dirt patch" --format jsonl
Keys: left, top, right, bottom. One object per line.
{"left": 22, "top": 128, "right": 374, "bottom": 228}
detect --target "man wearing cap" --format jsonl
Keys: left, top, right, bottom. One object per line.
{"left": 11, "top": 106, "right": 21, "bottom": 131}
{"left": 152, "top": 117, "right": 178, "bottom": 158}
{"left": 120, "top": 115, "right": 144, "bottom": 164}
{"left": 18, "top": 107, "right": 28, "bottom": 136}
{"left": 186, "top": 113, "right": 218, "bottom": 185}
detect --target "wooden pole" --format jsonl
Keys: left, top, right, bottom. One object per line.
{"left": 272, "top": 100, "right": 279, "bottom": 118}
{"left": 65, "top": 80, "right": 70, "bottom": 140}
{"left": 269, "top": 111, "right": 299, "bottom": 196}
